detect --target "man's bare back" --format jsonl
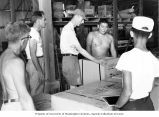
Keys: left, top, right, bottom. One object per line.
{"left": 0, "top": 21, "right": 35, "bottom": 111}
{"left": 87, "top": 31, "right": 116, "bottom": 59}
{"left": 0, "top": 49, "right": 20, "bottom": 100}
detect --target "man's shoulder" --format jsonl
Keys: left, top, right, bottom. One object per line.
{"left": 8, "top": 57, "right": 24, "bottom": 66}
{"left": 88, "top": 31, "right": 98, "bottom": 37}
{"left": 30, "top": 28, "right": 40, "bottom": 39}
{"left": 105, "top": 33, "right": 113, "bottom": 39}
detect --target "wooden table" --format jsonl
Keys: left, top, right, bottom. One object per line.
{"left": 51, "top": 78, "right": 122, "bottom": 111}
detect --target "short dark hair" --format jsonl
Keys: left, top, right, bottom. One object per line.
{"left": 98, "top": 18, "right": 109, "bottom": 25}
{"left": 131, "top": 27, "right": 151, "bottom": 39}
{"left": 31, "top": 11, "right": 45, "bottom": 24}
{"left": 5, "top": 21, "right": 30, "bottom": 42}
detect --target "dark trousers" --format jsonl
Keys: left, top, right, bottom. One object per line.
{"left": 120, "top": 95, "right": 154, "bottom": 111}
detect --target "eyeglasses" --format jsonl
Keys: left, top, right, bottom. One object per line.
{"left": 21, "top": 35, "right": 32, "bottom": 41}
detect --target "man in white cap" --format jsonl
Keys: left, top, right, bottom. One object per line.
{"left": 60, "top": 9, "right": 104, "bottom": 88}
{"left": 114, "top": 16, "right": 159, "bottom": 110}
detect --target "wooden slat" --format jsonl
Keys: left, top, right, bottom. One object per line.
{"left": 38, "top": 0, "right": 56, "bottom": 93}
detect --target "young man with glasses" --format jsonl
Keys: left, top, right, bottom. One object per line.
{"left": 0, "top": 21, "right": 35, "bottom": 110}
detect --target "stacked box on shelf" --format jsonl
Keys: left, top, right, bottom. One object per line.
{"left": 53, "top": 2, "right": 64, "bottom": 19}
{"left": 98, "top": 5, "right": 112, "bottom": 18}
{"left": 84, "top": 6, "right": 95, "bottom": 17}
{"left": 84, "top": 1, "right": 95, "bottom": 17}
{"left": 65, "top": 5, "right": 76, "bottom": 17}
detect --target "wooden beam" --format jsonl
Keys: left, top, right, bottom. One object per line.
{"left": 38, "top": 0, "right": 56, "bottom": 93}
{"left": 32, "top": 0, "right": 39, "bottom": 11}
{"left": 10, "top": 0, "right": 16, "bottom": 22}
{"left": 139, "top": 0, "right": 143, "bottom": 15}
{"left": 113, "top": 0, "right": 118, "bottom": 55}
{"left": 158, "top": 0, "right": 159, "bottom": 47}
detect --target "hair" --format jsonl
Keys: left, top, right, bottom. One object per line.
{"left": 5, "top": 21, "right": 30, "bottom": 42}
{"left": 131, "top": 27, "right": 151, "bottom": 39}
{"left": 98, "top": 18, "right": 109, "bottom": 25}
{"left": 31, "top": 11, "right": 45, "bottom": 24}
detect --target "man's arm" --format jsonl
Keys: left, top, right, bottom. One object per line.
{"left": 86, "top": 32, "right": 93, "bottom": 54}
{"left": 116, "top": 70, "right": 132, "bottom": 108}
{"left": 29, "top": 39, "right": 44, "bottom": 79}
{"left": 11, "top": 59, "right": 35, "bottom": 110}
{"left": 75, "top": 43, "right": 104, "bottom": 64}
{"left": 110, "top": 35, "right": 117, "bottom": 57}
{"left": 153, "top": 77, "right": 159, "bottom": 87}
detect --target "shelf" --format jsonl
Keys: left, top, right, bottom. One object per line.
{"left": 53, "top": 21, "right": 100, "bottom": 26}
{"left": 53, "top": 21, "right": 132, "bottom": 27}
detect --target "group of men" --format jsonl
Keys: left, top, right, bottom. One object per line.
{"left": 60, "top": 9, "right": 159, "bottom": 110}
{"left": 0, "top": 7, "right": 159, "bottom": 111}
{"left": 0, "top": 11, "right": 50, "bottom": 111}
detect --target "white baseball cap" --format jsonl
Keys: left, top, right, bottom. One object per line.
{"left": 132, "top": 16, "right": 154, "bottom": 32}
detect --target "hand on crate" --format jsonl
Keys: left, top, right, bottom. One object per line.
{"left": 98, "top": 59, "right": 106, "bottom": 66}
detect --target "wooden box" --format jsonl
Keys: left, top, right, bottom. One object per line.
{"left": 98, "top": 5, "right": 112, "bottom": 17}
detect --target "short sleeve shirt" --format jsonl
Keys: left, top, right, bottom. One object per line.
{"left": 116, "top": 48, "right": 159, "bottom": 99}
{"left": 60, "top": 22, "right": 81, "bottom": 55}
{"left": 25, "top": 27, "right": 43, "bottom": 59}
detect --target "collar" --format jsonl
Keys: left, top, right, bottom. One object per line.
{"left": 68, "top": 21, "right": 74, "bottom": 31}
{"left": 31, "top": 27, "right": 39, "bottom": 33}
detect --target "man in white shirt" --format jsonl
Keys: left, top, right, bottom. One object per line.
{"left": 60, "top": 9, "right": 104, "bottom": 88}
{"left": 115, "top": 16, "right": 159, "bottom": 110}
{"left": 25, "top": 11, "right": 46, "bottom": 96}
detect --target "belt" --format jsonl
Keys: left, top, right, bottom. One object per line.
{"left": 37, "top": 56, "right": 43, "bottom": 58}
{"left": 3, "top": 99, "right": 19, "bottom": 104}
{"left": 129, "top": 96, "right": 148, "bottom": 101}
{"left": 62, "top": 54, "right": 77, "bottom": 57}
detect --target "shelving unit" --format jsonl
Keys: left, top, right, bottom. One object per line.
{"left": 52, "top": 0, "right": 142, "bottom": 55}
{"left": 51, "top": 0, "right": 141, "bottom": 91}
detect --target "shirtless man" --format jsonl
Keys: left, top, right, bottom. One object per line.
{"left": 86, "top": 18, "right": 117, "bottom": 59}
{"left": 0, "top": 21, "right": 35, "bottom": 111}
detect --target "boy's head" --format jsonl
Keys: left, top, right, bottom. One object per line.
{"left": 98, "top": 18, "right": 109, "bottom": 35}
{"left": 5, "top": 21, "right": 30, "bottom": 42}
{"left": 5, "top": 21, "right": 31, "bottom": 51}
{"left": 31, "top": 11, "right": 46, "bottom": 28}
{"left": 130, "top": 16, "right": 154, "bottom": 39}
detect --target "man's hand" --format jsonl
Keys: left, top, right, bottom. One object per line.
{"left": 96, "top": 59, "right": 106, "bottom": 66}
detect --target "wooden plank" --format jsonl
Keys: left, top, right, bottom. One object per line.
{"left": 38, "top": 0, "right": 56, "bottom": 93}
{"left": 31, "top": 0, "right": 39, "bottom": 11}
{"left": 10, "top": 0, "right": 16, "bottom": 22}
{"left": 158, "top": 0, "right": 159, "bottom": 47}
{"left": 113, "top": 0, "right": 118, "bottom": 55}
{"left": 139, "top": 0, "right": 143, "bottom": 15}
{"left": 51, "top": 92, "right": 112, "bottom": 110}
{"left": 66, "top": 80, "right": 122, "bottom": 101}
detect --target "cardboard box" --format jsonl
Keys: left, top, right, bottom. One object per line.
{"left": 84, "top": 6, "right": 95, "bottom": 16}
{"left": 98, "top": 5, "right": 112, "bottom": 17}
{"left": 51, "top": 79, "right": 122, "bottom": 110}
{"left": 79, "top": 58, "right": 122, "bottom": 85}
{"left": 53, "top": 2, "right": 63, "bottom": 11}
